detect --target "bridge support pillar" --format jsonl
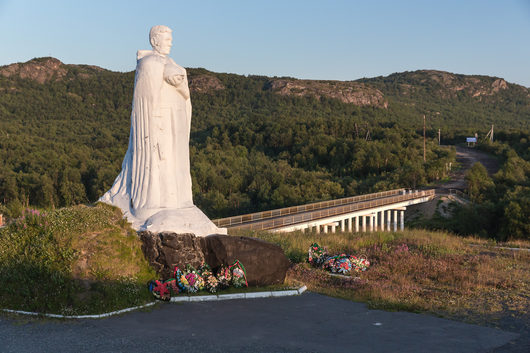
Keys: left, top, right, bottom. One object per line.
{"left": 323, "top": 225, "right": 328, "bottom": 234}
{"left": 355, "top": 216, "right": 359, "bottom": 232}
{"left": 331, "top": 224, "right": 337, "bottom": 233}
{"left": 400, "top": 210, "right": 405, "bottom": 231}
{"left": 362, "top": 216, "right": 367, "bottom": 232}
{"left": 340, "top": 219, "right": 345, "bottom": 232}
{"left": 373, "top": 212, "right": 378, "bottom": 231}
{"left": 370, "top": 214, "right": 374, "bottom": 232}
{"left": 393, "top": 210, "right": 398, "bottom": 232}
{"left": 316, "top": 224, "right": 320, "bottom": 234}
{"left": 387, "top": 211, "right": 391, "bottom": 231}
{"left": 348, "top": 218, "right": 352, "bottom": 232}
{"left": 380, "top": 211, "right": 385, "bottom": 231}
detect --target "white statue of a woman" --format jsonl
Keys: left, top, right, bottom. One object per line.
{"left": 100, "top": 25, "right": 225, "bottom": 237}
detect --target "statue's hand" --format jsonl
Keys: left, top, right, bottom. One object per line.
{"left": 166, "top": 74, "right": 185, "bottom": 87}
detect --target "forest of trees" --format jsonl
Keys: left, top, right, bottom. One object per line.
{"left": 0, "top": 58, "right": 528, "bottom": 239}
{"left": 418, "top": 134, "right": 530, "bottom": 240}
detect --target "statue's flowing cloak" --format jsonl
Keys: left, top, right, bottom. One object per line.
{"left": 100, "top": 50, "right": 193, "bottom": 222}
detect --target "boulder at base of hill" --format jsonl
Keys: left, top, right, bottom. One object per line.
{"left": 199, "top": 234, "right": 291, "bottom": 286}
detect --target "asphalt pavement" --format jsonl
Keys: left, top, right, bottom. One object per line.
{"left": 0, "top": 292, "right": 519, "bottom": 353}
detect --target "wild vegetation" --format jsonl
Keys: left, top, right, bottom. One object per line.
{"left": 0, "top": 203, "right": 156, "bottom": 315}
{"left": 415, "top": 138, "right": 530, "bottom": 240}
{"left": 0, "top": 57, "right": 529, "bottom": 240}
{"left": 239, "top": 229, "right": 530, "bottom": 336}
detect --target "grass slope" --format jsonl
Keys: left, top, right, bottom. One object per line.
{"left": 236, "top": 229, "right": 530, "bottom": 335}
{"left": 0, "top": 203, "right": 156, "bottom": 315}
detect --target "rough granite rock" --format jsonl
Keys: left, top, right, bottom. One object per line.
{"left": 139, "top": 231, "right": 205, "bottom": 279}
{"left": 188, "top": 73, "right": 225, "bottom": 93}
{"left": 268, "top": 78, "right": 388, "bottom": 108}
{"left": 139, "top": 232, "right": 290, "bottom": 285}
{"left": 199, "top": 234, "right": 291, "bottom": 286}
{"left": 0, "top": 57, "right": 67, "bottom": 84}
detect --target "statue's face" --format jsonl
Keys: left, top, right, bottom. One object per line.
{"left": 154, "top": 32, "right": 172, "bottom": 55}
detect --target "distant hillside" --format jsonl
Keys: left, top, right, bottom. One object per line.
{"left": 0, "top": 57, "right": 528, "bottom": 219}
{"left": 2, "top": 57, "right": 528, "bottom": 129}
{"left": 360, "top": 70, "right": 530, "bottom": 129}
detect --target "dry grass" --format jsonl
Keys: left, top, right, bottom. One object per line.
{"left": 235, "top": 228, "right": 530, "bottom": 333}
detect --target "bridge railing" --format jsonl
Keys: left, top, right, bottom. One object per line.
{"left": 222, "top": 189, "right": 435, "bottom": 231}
{"left": 213, "top": 188, "right": 405, "bottom": 228}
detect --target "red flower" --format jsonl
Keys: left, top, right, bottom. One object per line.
{"left": 153, "top": 280, "right": 169, "bottom": 297}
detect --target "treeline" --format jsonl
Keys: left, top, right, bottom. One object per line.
{"left": 420, "top": 135, "right": 530, "bottom": 240}
{"left": 0, "top": 61, "right": 528, "bottom": 237}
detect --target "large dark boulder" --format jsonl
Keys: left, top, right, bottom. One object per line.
{"left": 139, "top": 232, "right": 290, "bottom": 286}
{"left": 139, "top": 232, "right": 205, "bottom": 279}
{"left": 199, "top": 234, "right": 291, "bottom": 286}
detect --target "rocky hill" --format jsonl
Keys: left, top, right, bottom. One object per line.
{"left": 0, "top": 57, "right": 225, "bottom": 94}
{"left": 1, "top": 57, "right": 528, "bottom": 112}
{"left": 361, "top": 69, "right": 529, "bottom": 103}
{"left": 0, "top": 57, "right": 105, "bottom": 84}
{"left": 267, "top": 79, "right": 388, "bottom": 108}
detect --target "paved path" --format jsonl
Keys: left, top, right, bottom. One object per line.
{"left": 0, "top": 292, "right": 518, "bottom": 353}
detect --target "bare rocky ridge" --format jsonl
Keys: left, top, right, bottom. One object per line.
{"left": 421, "top": 70, "right": 509, "bottom": 98}
{"left": 1, "top": 57, "right": 527, "bottom": 106}
{"left": 268, "top": 78, "right": 388, "bottom": 108}
{"left": 188, "top": 73, "right": 225, "bottom": 93}
{"left": 0, "top": 57, "right": 67, "bottom": 84}
{"left": 0, "top": 57, "right": 225, "bottom": 94}
{"left": 0, "top": 57, "right": 106, "bottom": 84}
{"left": 388, "top": 70, "right": 521, "bottom": 100}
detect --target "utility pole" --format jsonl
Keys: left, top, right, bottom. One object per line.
{"left": 485, "top": 124, "right": 494, "bottom": 143}
{"left": 423, "top": 115, "right": 426, "bottom": 162}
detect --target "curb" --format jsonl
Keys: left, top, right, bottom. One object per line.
{"left": 1, "top": 302, "right": 157, "bottom": 320}
{"left": 1, "top": 286, "right": 307, "bottom": 319}
{"left": 171, "top": 285, "right": 307, "bottom": 302}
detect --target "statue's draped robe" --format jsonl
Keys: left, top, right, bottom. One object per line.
{"left": 101, "top": 50, "right": 194, "bottom": 223}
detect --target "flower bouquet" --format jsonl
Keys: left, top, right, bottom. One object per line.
{"left": 216, "top": 265, "right": 232, "bottom": 289}
{"left": 184, "top": 264, "right": 205, "bottom": 293}
{"left": 164, "top": 278, "right": 180, "bottom": 295}
{"left": 308, "top": 243, "right": 328, "bottom": 267}
{"left": 309, "top": 243, "right": 370, "bottom": 275}
{"left": 229, "top": 260, "right": 248, "bottom": 288}
{"left": 173, "top": 267, "right": 191, "bottom": 292}
{"left": 198, "top": 263, "right": 219, "bottom": 293}
{"left": 323, "top": 254, "right": 353, "bottom": 274}
{"left": 350, "top": 256, "right": 370, "bottom": 272}
{"left": 148, "top": 280, "right": 170, "bottom": 301}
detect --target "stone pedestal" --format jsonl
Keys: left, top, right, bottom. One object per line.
{"left": 139, "top": 232, "right": 291, "bottom": 286}
{"left": 139, "top": 232, "right": 205, "bottom": 279}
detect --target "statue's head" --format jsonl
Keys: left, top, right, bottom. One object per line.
{"left": 149, "top": 25, "right": 172, "bottom": 55}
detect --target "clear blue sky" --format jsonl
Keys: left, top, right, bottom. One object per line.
{"left": 1, "top": 0, "right": 529, "bottom": 87}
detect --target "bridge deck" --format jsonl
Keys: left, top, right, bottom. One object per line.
{"left": 213, "top": 189, "right": 435, "bottom": 231}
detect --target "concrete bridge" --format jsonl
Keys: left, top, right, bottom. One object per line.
{"left": 213, "top": 188, "right": 435, "bottom": 234}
